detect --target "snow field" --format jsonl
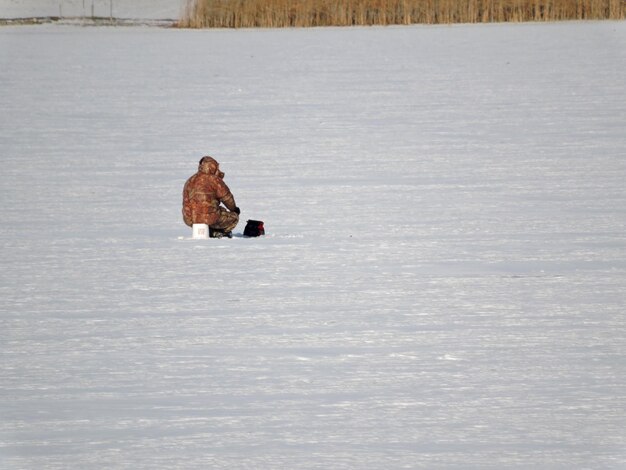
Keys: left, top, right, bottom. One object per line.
{"left": 1, "top": 21, "right": 625, "bottom": 469}
{"left": 0, "top": 0, "right": 183, "bottom": 20}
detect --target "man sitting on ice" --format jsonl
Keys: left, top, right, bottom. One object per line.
{"left": 182, "top": 156, "right": 240, "bottom": 238}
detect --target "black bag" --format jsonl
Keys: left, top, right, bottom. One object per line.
{"left": 243, "top": 219, "right": 265, "bottom": 237}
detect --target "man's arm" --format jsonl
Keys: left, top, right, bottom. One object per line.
{"left": 215, "top": 180, "right": 238, "bottom": 212}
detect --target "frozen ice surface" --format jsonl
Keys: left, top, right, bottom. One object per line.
{"left": 1, "top": 21, "right": 625, "bottom": 469}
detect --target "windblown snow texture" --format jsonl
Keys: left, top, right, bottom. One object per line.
{"left": 1, "top": 21, "right": 625, "bottom": 469}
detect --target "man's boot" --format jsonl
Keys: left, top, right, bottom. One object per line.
{"left": 209, "top": 228, "right": 233, "bottom": 239}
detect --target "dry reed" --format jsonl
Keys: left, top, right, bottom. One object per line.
{"left": 180, "top": 0, "right": 625, "bottom": 28}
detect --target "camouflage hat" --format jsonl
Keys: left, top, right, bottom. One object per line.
{"left": 198, "top": 156, "right": 219, "bottom": 175}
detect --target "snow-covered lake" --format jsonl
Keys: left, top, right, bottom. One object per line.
{"left": 1, "top": 20, "right": 625, "bottom": 469}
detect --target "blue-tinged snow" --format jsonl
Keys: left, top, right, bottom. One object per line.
{"left": 1, "top": 21, "right": 625, "bottom": 469}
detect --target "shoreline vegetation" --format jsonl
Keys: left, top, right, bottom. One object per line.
{"left": 0, "top": 17, "right": 177, "bottom": 27}
{"left": 180, "top": 0, "right": 625, "bottom": 28}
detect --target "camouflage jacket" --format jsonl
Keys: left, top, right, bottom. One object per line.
{"left": 182, "top": 170, "right": 236, "bottom": 227}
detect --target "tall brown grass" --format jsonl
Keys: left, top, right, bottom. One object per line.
{"left": 180, "top": 0, "right": 625, "bottom": 28}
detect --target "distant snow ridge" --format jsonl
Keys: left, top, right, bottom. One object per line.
{"left": 0, "top": 0, "right": 183, "bottom": 20}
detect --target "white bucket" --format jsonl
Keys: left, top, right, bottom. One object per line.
{"left": 192, "top": 224, "right": 209, "bottom": 239}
